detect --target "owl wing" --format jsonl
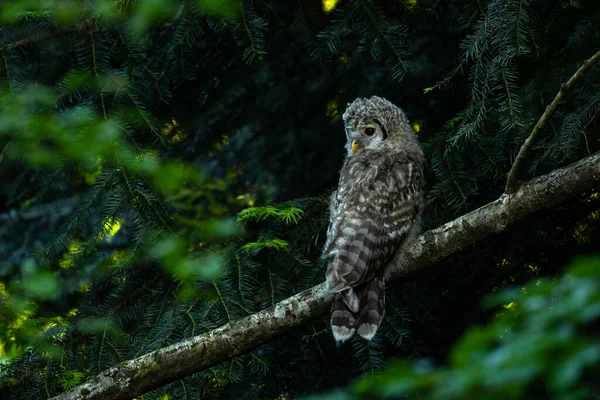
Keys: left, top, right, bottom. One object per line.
{"left": 324, "top": 154, "right": 422, "bottom": 293}
{"left": 322, "top": 190, "right": 342, "bottom": 259}
{"left": 324, "top": 153, "right": 422, "bottom": 343}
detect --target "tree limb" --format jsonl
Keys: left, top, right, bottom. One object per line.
{"left": 0, "top": 198, "right": 78, "bottom": 221}
{"left": 53, "top": 152, "right": 600, "bottom": 400}
{"left": 505, "top": 49, "right": 600, "bottom": 194}
{"left": 0, "top": 21, "right": 91, "bottom": 54}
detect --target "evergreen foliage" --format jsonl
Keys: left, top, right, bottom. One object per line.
{"left": 0, "top": 0, "right": 598, "bottom": 399}
{"left": 310, "top": 256, "right": 600, "bottom": 400}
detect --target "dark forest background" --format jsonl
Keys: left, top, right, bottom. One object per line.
{"left": 0, "top": 0, "right": 599, "bottom": 399}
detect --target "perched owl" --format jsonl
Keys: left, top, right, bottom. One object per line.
{"left": 323, "top": 96, "right": 424, "bottom": 344}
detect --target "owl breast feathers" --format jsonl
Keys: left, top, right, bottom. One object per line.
{"left": 323, "top": 96, "right": 424, "bottom": 344}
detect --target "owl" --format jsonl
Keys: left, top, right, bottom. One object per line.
{"left": 323, "top": 96, "right": 424, "bottom": 344}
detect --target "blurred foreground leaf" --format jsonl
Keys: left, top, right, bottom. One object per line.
{"left": 309, "top": 256, "right": 600, "bottom": 400}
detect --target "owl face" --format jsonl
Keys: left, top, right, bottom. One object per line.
{"left": 342, "top": 96, "right": 412, "bottom": 157}
{"left": 344, "top": 118, "right": 388, "bottom": 155}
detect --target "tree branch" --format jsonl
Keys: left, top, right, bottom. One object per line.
{"left": 0, "top": 21, "right": 91, "bottom": 54}
{"left": 505, "top": 49, "right": 600, "bottom": 194}
{"left": 53, "top": 152, "right": 600, "bottom": 400}
{"left": 0, "top": 198, "right": 77, "bottom": 221}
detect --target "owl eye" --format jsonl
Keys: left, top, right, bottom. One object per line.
{"left": 364, "top": 127, "right": 376, "bottom": 136}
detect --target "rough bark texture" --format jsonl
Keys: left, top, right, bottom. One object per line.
{"left": 391, "top": 151, "right": 600, "bottom": 277}
{"left": 53, "top": 152, "right": 600, "bottom": 400}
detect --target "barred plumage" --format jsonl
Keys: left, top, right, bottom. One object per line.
{"left": 324, "top": 96, "right": 424, "bottom": 344}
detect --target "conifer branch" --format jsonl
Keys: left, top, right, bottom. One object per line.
{"left": 360, "top": 0, "right": 407, "bottom": 74}
{"left": 0, "top": 20, "right": 92, "bottom": 54}
{"left": 0, "top": 142, "right": 9, "bottom": 165}
{"left": 505, "top": 49, "right": 600, "bottom": 193}
{"left": 0, "top": 32, "right": 56, "bottom": 53}
{"left": 52, "top": 152, "right": 600, "bottom": 400}
{"left": 239, "top": 0, "right": 258, "bottom": 60}
{"left": 0, "top": 198, "right": 77, "bottom": 221}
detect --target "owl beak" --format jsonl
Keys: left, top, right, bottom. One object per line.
{"left": 351, "top": 139, "right": 360, "bottom": 153}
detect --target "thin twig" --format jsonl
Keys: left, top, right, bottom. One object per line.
{"left": 0, "top": 21, "right": 91, "bottom": 54}
{"left": 0, "top": 198, "right": 78, "bottom": 221}
{"left": 0, "top": 33, "right": 56, "bottom": 53}
{"left": 505, "top": 49, "right": 600, "bottom": 194}
{"left": 581, "top": 103, "right": 600, "bottom": 156}
{"left": 0, "top": 142, "right": 9, "bottom": 165}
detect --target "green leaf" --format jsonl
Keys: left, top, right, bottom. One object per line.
{"left": 241, "top": 238, "right": 289, "bottom": 255}
{"left": 197, "top": 0, "right": 240, "bottom": 18}
{"left": 23, "top": 271, "right": 58, "bottom": 300}
{"left": 279, "top": 207, "right": 303, "bottom": 224}
{"left": 76, "top": 317, "right": 120, "bottom": 336}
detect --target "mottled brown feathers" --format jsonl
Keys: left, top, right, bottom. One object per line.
{"left": 324, "top": 96, "right": 423, "bottom": 344}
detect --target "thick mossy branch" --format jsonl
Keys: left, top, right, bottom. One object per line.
{"left": 53, "top": 152, "right": 600, "bottom": 400}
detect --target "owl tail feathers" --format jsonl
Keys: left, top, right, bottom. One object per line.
{"left": 331, "top": 294, "right": 356, "bottom": 345}
{"left": 356, "top": 276, "right": 385, "bottom": 341}
{"left": 330, "top": 277, "right": 385, "bottom": 344}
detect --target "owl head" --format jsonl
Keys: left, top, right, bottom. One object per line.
{"left": 342, "top": 96, "right": 413, "bottom": 156}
